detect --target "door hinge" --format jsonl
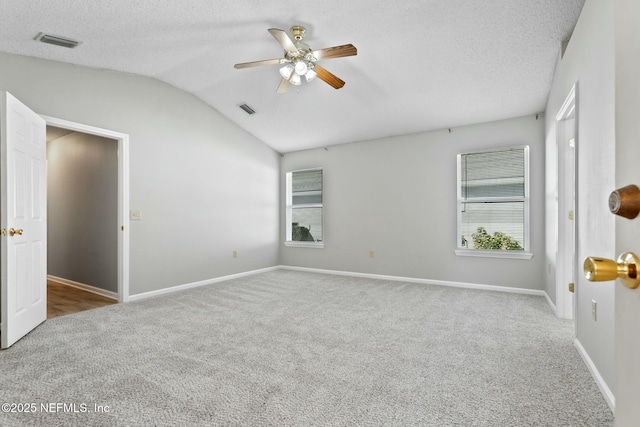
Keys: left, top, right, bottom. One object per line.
{"left": 569, "top": 282, "right": 575, "bottom": 293}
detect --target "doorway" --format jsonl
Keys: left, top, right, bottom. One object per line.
{"left": 42, "top": 116, "right": 130, "bottom": 305}
{"left": 46, "top": 126, "right": 120, "bottom": 317}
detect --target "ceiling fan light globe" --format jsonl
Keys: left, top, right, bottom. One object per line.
{"left": 305, "top": 68, "right": 317, "bottom": 82}
{"left": 290, "top": 73, "right": 302, "bottom": 85}
{"left": 294, "top": 60, "right": 308, "bottom": 76}
{"left": 279, "top": 64, "right": 294, "bottom": 79}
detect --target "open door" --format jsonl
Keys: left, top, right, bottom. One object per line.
{"left": 1, "top": 91, "right": 47, "bottom": 349}
{"left": 612, "top": 1, "right": 640, "bottom": 423}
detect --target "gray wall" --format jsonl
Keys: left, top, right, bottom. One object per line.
{"left": 0, "top": 51, "right": 280, "bottom": 296}
{"left": 47, "top": 131, "right": 118, "bottom": 292}
{"left": 281, "top": 114, "right": 545, "bottom": 291}
{"left": 544, "top": 0, "right": 615, "bottom": 399}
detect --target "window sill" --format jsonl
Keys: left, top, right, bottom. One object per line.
{"left": 455, "top": 249, "right": 533, "bottom": 260}
{"left": 284, "top": 241, "right": 325, "bottom": 249}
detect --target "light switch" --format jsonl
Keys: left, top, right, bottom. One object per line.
{"left": 130, "top": 210, "right": 142, "bottom": 220}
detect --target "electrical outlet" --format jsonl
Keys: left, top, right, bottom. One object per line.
{"left": 233, "top": 251, "right": 238, "bottom": 258}
{"left": 369, "top": 250, "right": 374, "bottom": 258}
{"left": 130, "top": 210, "right": 142, "bottom": 220}
{"left": 592, "top": 299, "right": 597, "bottom": 321}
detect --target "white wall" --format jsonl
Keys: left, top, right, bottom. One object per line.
{"left": 544, "top": 0, "right": 615, "bottom": 402}
{"left": 0, "top": 52, "right": 280, "bottom": 296}
{"left": 281, "top": 115, "right": 545, "bottom": 291}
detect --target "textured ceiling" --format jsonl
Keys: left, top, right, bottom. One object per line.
{"left": 0, "top": 0, "right": 585, "bottom": 153}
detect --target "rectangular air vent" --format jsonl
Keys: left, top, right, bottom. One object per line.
{"left": 35, "top": 32, "right": 81, "bottom": 49}
{"left": 239, "top": 103, "right": 256, "bottom": 115}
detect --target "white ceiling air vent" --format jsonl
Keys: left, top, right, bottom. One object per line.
{"left": 238, "top": 103, "right": 256, "bottom": 115}
{"left": 35, "top": 32, "right": 80, "bottom": 48}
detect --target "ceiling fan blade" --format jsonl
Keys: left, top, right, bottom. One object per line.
{"left": 268, "top": 28, "right": 298, "bottom": 54}
{"left": 276, "top": 78, "right": 291, "bottom": 94}
{"left": 234, "top": 58, "right": 282, "bottom": 69}
{"left": 314, "top": 65, "right": 346, "bottom": 89}
{"left": 313, "top": 44, "right": 357, "bottom": 61}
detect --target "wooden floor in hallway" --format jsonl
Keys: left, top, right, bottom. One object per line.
{"left": 47, "top": 281, "right": 117, "bottom": 319}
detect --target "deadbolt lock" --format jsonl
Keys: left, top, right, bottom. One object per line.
{"left": 584, "top": 252, "right": 640, "bottom": 289}
{"left": 609, "top": 184, "right": 640, "bottom": 219}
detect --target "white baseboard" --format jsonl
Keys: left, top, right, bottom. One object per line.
{"left": 574, "top": 338, "right": 615, "bottom": 414}
{"left": 543, "top": 291, "right": 557, "bottom": 315}
{"left": 127, "top": 266, "right": 280, "bottom": 302}
{"left": 126, "top": 263, "right": 545, "bottom": 304}
{"left": 47, "top": 275, "right": 118, "bottom": 300}
{"left": 278, "top": 265, "right": 545, "bottom": 296}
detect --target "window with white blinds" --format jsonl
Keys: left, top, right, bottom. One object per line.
{"left": 285, "top": 169, "right": 324, "bottom": 247}
{"left": 457, "top": 147, "right": 529, "bottom": 253}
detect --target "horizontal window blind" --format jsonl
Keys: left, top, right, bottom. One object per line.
{"left": 460, "top": 202, "right": 524, "bottom": 248}
{"left": 457, "top": 147, "right": 528, "bottom": 251}
{"left": 292, "top": 170, "right": 322, "bottom": 196}
{"left": 288, "top": 169, "right": 323, "bottom": 243}
{"left": 461, "top": 148, "right": 525, "bottom": 199}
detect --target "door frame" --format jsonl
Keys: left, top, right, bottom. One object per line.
{"left": 42, "top": 115, "right": 130, "bottom": 302}
{"left": 555, "top": 83, "right": 578, "bottom": 320}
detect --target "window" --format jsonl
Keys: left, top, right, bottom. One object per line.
{"left": 456, "top": 146, "right": 531, "bottom": 258}
{"left": 285, "top": 169, "right": 324, "bottom": 247}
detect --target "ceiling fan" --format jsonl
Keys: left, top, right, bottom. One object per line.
{"left": 234, "top": 26, "right": 357, "bottom": 93}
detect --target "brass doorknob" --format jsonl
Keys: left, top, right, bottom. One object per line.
{"left": 8, "top": 228, "right": 23, "bottom": 236}
{"left": 584, "top": 252, "right": 640, "bottom": 289}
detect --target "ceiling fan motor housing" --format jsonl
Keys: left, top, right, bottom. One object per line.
{"left": 290, "top": 26, "right": 306, "bottom": 41}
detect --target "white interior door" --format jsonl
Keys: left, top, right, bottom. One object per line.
{"left": 1, "top": 91, "right": 47, "bottom": 349}
{"left": 556, "top": 86, "right": 577, "bottom": 320}
{"left": 614, "top": 0, "right": 640, "bottom": 423}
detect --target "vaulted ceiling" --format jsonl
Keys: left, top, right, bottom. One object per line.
{"left": 0, "top": 1, "right": 585, "bottom": 153}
